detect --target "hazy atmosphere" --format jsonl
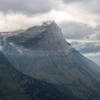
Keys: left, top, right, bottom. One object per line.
{"left": 0, "top": 0, "right": 100, "bottom": 65}
{"left": 1, "top": 1, "right": 100, "bottom": 100}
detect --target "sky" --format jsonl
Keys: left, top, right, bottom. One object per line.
{"left": 0, "top": 0, "right": 100, "bottom": 65}
{"left": 0, "top": 0, "right": 100, "bottom": 31}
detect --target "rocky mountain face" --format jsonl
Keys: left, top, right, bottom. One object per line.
{"left": 0, "top": 21, "right": 100, "bottom": 100}
{"left": 0, "top": 51, "right": 76, "bottom": 100}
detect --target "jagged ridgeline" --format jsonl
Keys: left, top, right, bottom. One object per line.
{"left": 0, "top": 21, "right": 100, "bottom": 100}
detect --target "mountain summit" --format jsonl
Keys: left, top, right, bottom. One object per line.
{"left": 7, "top": 21, "right": 71, "bottom": 51}
{"left": 1, "top": 21, "right": 100, "bottom": 100}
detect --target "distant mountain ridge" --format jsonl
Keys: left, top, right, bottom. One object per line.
{"left": 0, "top": 21, "right": 100, "bottom": 100}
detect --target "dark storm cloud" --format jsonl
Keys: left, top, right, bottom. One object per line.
{"left": 0, "top": 0, "right": 53, "bottom": 14}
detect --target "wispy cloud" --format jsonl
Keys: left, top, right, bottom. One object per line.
{"left": 84, "top": 52, "right": 100, "bottom": 57}
{"left": 67, "top": 39, "right": 100, "bottom": 43}
{"left": 67, "top": 39, "right": 100, "bottom": 54}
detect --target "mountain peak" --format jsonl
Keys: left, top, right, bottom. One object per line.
{"left": 26, "top": 20, "right": 59, "bottom": 34}
{"left": 1, "top": 21, "right": 100, "bottom": 100}
{"left": 7, "top": 21, "right": 71, "bottom": 51}
{"left": 42, "top": 20, "right": 56, "bottom": 26}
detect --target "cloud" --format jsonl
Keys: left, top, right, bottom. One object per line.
{"left": 62, "top": 0, "right": 100, "bottom": 26}
{"left": 0, "top": 0, "right": 54, "bottom": 14}
{"left": 61, "top": 21, "right": 100, "bottom": 41}
{"left": 0, "top": 10, "right": 75, "bottom": 32}
{"left": 63, "top": 0, "right": 88, "bottom": 3}
{"left": 84, "top": 52, "right": 100, "bottom": 57}
{"left": 79, "top": 43, "right": 100, "bottom": 54}
{"left": 60, "top": 22, "right": 94, "bottom": 39}
{"left": 86, "top": 32, "right": 100, "bottom": 40}
{"left": 81, "top": 0, "right": 100, "bottom": 15}
{"left": 0, "top": 0, "right": 100, "bottom": 32}
{"left": 67, "top": 39, "right": 100, "bottom": 54}
{"left": 57, "top": 1, "right": 100, "bottom": 27}
{"left": 63, "top": 0, "right": 100, "bottom": 15}
{"left": 67, "top": 39, "right": 100, "bottom": 43}
{"left": 84, "top": 51, "right": 100, "bottom": 66}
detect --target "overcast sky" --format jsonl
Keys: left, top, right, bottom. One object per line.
{"left": 0, "top": 0, "right": 100, "bottom": 32}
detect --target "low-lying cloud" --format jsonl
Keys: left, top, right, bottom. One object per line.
{"left": 68, "top": 39, "right": 100, "bottom": 54}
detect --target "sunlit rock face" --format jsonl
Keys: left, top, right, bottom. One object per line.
{"left": 1, "top": 21, "right": 100, "bottom": 100}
